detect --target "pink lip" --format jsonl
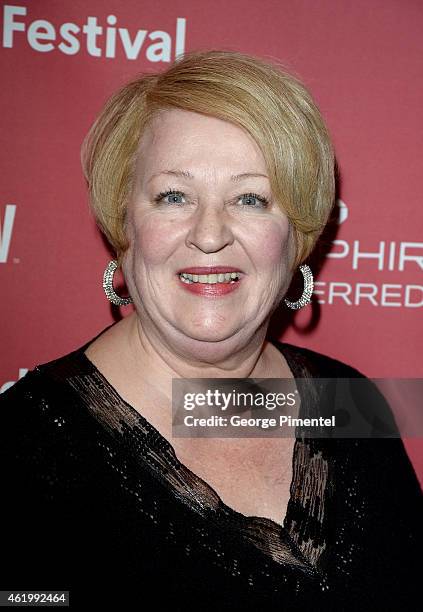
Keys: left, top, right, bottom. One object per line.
{"left": 177, "top": 266, "right": 243, "bottom": 274}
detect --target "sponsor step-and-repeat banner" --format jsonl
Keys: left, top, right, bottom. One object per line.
{"left": 1, "top": 1, "right": 422, "bottom": 484}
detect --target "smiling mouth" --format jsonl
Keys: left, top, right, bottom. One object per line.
{"left": 178, "top": 272, "right": 242, "bottom": 285}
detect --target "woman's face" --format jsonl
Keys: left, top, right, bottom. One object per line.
{"left": 123, "top": 108, "right": 295, "bottom": 348}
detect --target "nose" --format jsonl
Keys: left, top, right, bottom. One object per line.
{"left": 185, "top": 201, "right": 234, "bottom": 253}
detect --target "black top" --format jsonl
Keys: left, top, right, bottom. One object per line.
{"left": 0, "top": 329, "right": 422, "bottom": 610}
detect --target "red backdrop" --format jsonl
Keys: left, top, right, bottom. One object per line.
{"left": 1, "top": 0, "right": 422, "bottom": 485}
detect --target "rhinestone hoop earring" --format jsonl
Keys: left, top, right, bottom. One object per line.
{"left": 103, "top": 260, "right": 133, "bottom": 306}
{"left": 284, "top": 264, "right": 314, "bottom": 310}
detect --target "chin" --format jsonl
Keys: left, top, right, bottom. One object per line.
{"left": 181, "top": 326, "right": 240, "bottom": 344}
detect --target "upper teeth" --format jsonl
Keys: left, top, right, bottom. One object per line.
{"left": 179, "top": 272, "right": 241, "bottom": 284}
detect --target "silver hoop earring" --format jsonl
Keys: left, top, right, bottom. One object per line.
{"left": 284, "top": 264, "right": 314, "bottom": 310}
{"left": 103, "top": 260, "right": 133, "bottom": 306}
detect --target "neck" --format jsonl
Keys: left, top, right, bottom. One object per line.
{"left": 122, "top": 311, "right": 276, "bottom": 392}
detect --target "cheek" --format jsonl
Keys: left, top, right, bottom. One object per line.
{"left": 130, "top": 214, "right": 178, "bottom": 266}
{"left": 251, "top": 218, "right": 291, "bottom": 268}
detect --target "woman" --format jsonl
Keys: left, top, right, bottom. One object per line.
{"left": 1, "top": 50, "right": 421, "bottom": 609}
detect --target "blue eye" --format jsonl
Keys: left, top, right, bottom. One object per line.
{"left": 240, "top": 193, "right": 269, "bottom": 208}
{"left": 154, "top": 189, "right": 185, "bottom": 205}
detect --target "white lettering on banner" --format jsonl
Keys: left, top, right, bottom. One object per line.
{"left": 2, "top": 5, "right": 186, "bottom": 61}
{"left": 0, "top": 368, "right": 28, "bottom": 393}
{"left": 328, "top": 240, "right": 423, "bottom": 272}
{"left": 399, "top": 242, "right": 423, "bottom": 271}
{"left": 311, "top": 201, "right": 423, "bottom": 307}
{"left": 352, "top": 240, "right": 385, "bottom": 270}
{"left": 0, "top": 204, "right": 16, "bottom": 263}
{"left": 313, "top": 282, "right": 423, "bottom": 308}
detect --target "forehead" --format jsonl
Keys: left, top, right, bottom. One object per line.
{"left": 135, "top": 108, "right": 267, "bottom": 178}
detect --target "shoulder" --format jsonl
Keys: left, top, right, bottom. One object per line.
{"left": 0, "top": 352, "right": 114, "bottom": 592}
{"left": 0, "top": 349, "right": 112, "bottom": 509}
{"left": 273, "top": 341, "right": 423, "bottom": 501}
{"left": 0, "top": 347, "right": 82, "bottom": 413}
{"left": 0, "top": 334, "right": 95, "bottom": 415}
{"left": 0, "top": 367, "right": 51, "bottom": 427}
{"left": 0, "top": 346, "right": 96, "bottom": 459}
{"left": 272, "top": 338, "right": 366, "bottom": 379}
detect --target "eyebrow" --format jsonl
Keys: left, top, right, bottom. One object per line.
{"left": 147, "top": 170, "right": 269, "bottom": 183}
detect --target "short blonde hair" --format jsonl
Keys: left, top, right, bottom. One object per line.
{"left": 81, "top": 49, "right": 335, "bottom": 270}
